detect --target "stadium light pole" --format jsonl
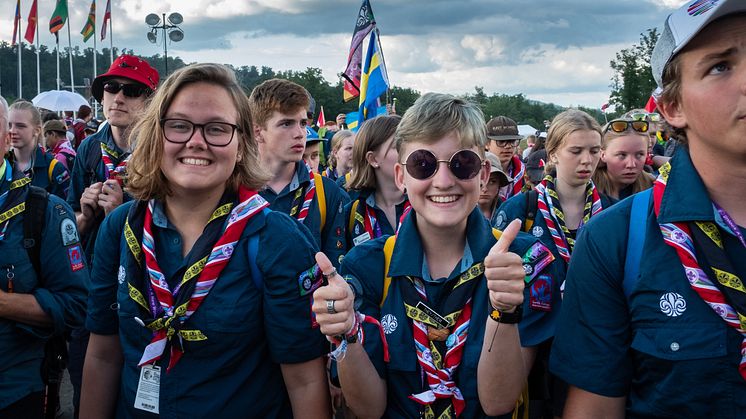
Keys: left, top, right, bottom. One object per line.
{"left": 145, "top": 12, "right": 185, "bottom": 76}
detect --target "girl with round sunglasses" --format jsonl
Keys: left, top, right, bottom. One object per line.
{"left": 81, "top": 63, "right": 330, "bottom": 418}
{"left": 312, "top": 93, "right": 546, "bottom": 418}
{"left": 8, "top": 101, "right": 70, "bottom": 199}
{"left": 343, "top": 115, "right": 408, "bottom": 249}
{"left": 492, "top": 108, "right": 610, "bottom": 418}
{"left": 551, "top": 2, "right": 746, "bottom": 417}
{"left": 592, "top": 117, "right": 653, "bottom": 204}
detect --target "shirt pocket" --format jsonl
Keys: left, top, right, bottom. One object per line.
{"left": 631, "top": 325, "right": 727, "bottom": 361}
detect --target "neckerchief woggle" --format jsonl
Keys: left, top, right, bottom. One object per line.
{"left": 100, "top": 142, "right": 130, "bottom": 187}
{"left": 653, "top": 162, "right": 746, "bottom": 381}
{"left": 400, "top": 262, "right": 483, "bottom": 418}
{"left": 289, "top": 162, "right": 316, "bottom": 223}
{"left": 124, "top": 186, "right": 269, "bottom": 371}
{"left": 535, "top": 174, "right": 602, "bottom": 263}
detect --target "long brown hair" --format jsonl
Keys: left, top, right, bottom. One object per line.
{"left": 348, "top": 115, "right": 401, "bottom": 190}
{"left": 126, "top": 63, "right": 270, "bottom": 201}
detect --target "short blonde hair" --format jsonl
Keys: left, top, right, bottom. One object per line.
{"left": 127, "top": 63, "right": 269, "bottom": 200}
{"left": 395, "top": 93, "right": 486, "bottom": 158}
{"left": 348, "top": 115, "right": 401, "bottom": 191}
{"left": 544, "top": 109, "right": 602, "bottom": 174}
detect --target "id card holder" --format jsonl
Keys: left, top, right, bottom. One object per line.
{"left": 134, "top": 364, "right": 160, "bottom": 414}
{"left": 353, "top": 232, "right": 371, "bottom": 247}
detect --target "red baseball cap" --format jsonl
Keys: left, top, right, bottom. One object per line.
{"left": 92, "top": 55, "right": 159, "bottom": 102}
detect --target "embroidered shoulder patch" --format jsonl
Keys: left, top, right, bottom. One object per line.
{"left": 68, "top": 245, "right": 85, "bottom": 272}
{"left": 522, "top": 241, "right": 555, "bottom": 285}
{"left": 60, "top": 218, "right": 80, "bottom": 246}
{"left": 298, "top": 263, "right": 323, "bottom": 296}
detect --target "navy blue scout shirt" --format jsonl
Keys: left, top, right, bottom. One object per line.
{"left": 343, "top": 189, "right": 408, "bottom": 250}
{"left": 340, "top": 208, "right": 541, "bottom": 419}
{"left": 0, "top": 168, "right": 88, "bottom": 409}
{"left": 67, "top": 124, "right": 131, "bottom": 264}
{"left": 87, "top": 200, "right": 328, "bottom": 418}
{"left": 491, "top": 193, "right": 580, "bottom": 347}
{"left": 550, "top": 147, "right": 746, "bottom": 418}
{"left": 27, "top": 146, "right": 69, "bottom": 199}
{"left": 260, "top": 161, "right": 349, "bottom": 267}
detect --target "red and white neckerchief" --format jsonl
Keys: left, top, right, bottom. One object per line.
{"left": 535, "top": 175, "right": 602, "bottom": 263}
{"left": 407, "top": 278, "right": 471, "bottom": 417}
{"left": 100, "top": 142, "right": 129, "bottom": 186}
{"left": 653, "top": 163, "right": 746, "bottom": 380}
{"left": 293, "top": 163, "right": 316, "bottom": 223}
{"left": 500, "top": 155, "right": 525, "bottom": 201}
{"left": 138, "top": 187, "right": 269, "bottom": 371}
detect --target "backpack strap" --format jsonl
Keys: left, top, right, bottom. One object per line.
{"left": 47, "top": 159, "right": 59, "bottom": 184}
{"left": 23, "top": 186, "right": 49, "bottom": 279}
{"left": 84, "top": 139, "right": 103, "bottom": 185}
{"left": 348, "top": 199, "right": 360, "bottom": 235}
{"left": 524, "top": 189, "right": 538, "bottom": 232}
{"left": 623, "top": 189, "right": 652, "bottom": 298}
{"left": 379, "top": 228, "right": 502, "bottom": 307}
{"left": 313, "top": 173, "right": 327, "bottom": 232}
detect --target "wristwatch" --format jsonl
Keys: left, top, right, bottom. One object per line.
{"left": 489, "top": 304, "right": 523, "bottom": 324}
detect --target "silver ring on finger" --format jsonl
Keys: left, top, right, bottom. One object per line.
{"left": 323, "top": 268, "right": 337, "bottom": 280}
{"left": 327, "top": 299, "right": 337, "bottom": 314}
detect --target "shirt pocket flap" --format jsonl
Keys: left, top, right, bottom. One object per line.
{"left": 630, "top": 326, "right": 727, "bottom": 361}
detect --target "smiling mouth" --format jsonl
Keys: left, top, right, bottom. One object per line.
{"left": 429, "top": 195, "right": 460, "bottom": 204}
{"left": 180, "top": 157, "right": 211, "bottom": 166}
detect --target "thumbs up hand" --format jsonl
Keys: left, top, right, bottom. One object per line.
{"left": 484, "top": 219, "right": 525, "bottom": 313}
{"left": 312, "top": 252, "right": 355, "bottom": 338}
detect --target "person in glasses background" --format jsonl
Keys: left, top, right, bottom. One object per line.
{"left": 485, "top": 115, "right": 526, "bottom": 204}
{"left": 592, "top": 116, "right": 654, "bottom": 204}
{"left": 8, "top": 101, "right": 70, "bottom": 199}
{"left": 343, "top": 114, "right": 407, "bottom": 251}
{"left": 551, "top": 2, "right": 746, "bottom": 417}
{"left": 492, "top": 108, "right": 610, "bottom": 418}
{"left": 64, "top": 54, "right": 159, "bottom": 417}
{"left": 81, "top": 63, "right": 330, "bottom": 418}
{"left": 249, "top": 79, "right": 349, "bottom": 268}
{"left": 312, "top": 93, "right": 551, "bottom": 418}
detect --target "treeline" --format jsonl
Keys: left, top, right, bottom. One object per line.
{"left": 0, "top": 42, "right": 603, "bottom": 127}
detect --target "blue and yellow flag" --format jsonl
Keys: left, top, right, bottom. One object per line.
{"left": 358, "top": 30, "right": 389, "bottom": 129}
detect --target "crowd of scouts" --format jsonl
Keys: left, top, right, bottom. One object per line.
{"left": 1, "top": 1, "right": 745, "bottom": 418}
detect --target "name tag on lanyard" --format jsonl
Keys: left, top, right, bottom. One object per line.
{"left": 134, "top": 364, "right": 161, "bottom": 414}
{"left": 353, "top": 231, "right": 371, "bottom": 246}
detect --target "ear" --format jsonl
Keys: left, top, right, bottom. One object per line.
{"left": 394, "top": 162, "right": 406, "bottom": 193}
{"left": 365, "top": 150, "right": 378, "bottom": 168}
{"left": 479, "top": 161, "right": 490, "bottom": 185}
{"left": 253, "top": 123, "right": 264, "bottom": 144}
{"left": 600, "top": 149, "right": 608, "bottom": 163}
{"left": 658, "top": 98, "right": 687, "bottom": 130}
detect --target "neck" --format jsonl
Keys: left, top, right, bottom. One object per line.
{"left": 418, "top": 217, "right": 468, "bottom": 277}
{"left": 110, "top": 125, "right": 130, "bottom": 151}
{"left": 479, "top": 202, "right": 493, "bottom": 219}
{"left": 374, "top": 177, "right": 404, "bottom": 207}
{"left": 554, "top": 176, "right": 587, "bottom": 206}
{"left": 164, "top": 186, "right": 227, "bottom": 244}
{"left": 689, "top": 142, "right": 746, "bottom": 226}
{"left": 13, "top": 145, "right": 35, "bottom": 166}
{"left": 501, "top": 157, "right": 513, "bottom": 173}
{"left": 264, "top": 156, "right": 296, "bottom": 192}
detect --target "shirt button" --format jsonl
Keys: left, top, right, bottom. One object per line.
{"left": 670, "top": 342, "right": 680, "bottom": 352}
{"left": 173, "top": 238, "right": 180, "bottom": 245}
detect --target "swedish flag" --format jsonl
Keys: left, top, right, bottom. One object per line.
{"left": 358, "top": 30, "right": 389, "bottom": 128}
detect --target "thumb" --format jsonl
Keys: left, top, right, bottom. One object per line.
{"left": 493, "top": 219, "right": 522, "bottom": 254}
{"left": 315, "top": 252, "right": 345, "bottom": 286}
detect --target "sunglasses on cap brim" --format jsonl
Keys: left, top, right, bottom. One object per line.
{"left": 402, "top": 149, "right": 484, "bottom": 180}
{"left": 605, "top": 120, "right": 649, "bottom": 134}
{"left": 102, "top": 81, "right": 152, "bottom": 98}
{"left": 629, "top": 112, "right": 661, "bottom": 122}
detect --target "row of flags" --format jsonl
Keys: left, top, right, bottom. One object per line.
{"left": 12, "top": 0, "right": 112, "bottom": 45}
{"left": 341, "top": 0, "right": 390, "bottom": 130}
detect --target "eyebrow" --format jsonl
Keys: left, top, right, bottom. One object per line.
{"left": 698, "top": 47, "right": 737, "bottom": 66}
{"left": 167, "top": 113, "right": 231, "bottom": 123}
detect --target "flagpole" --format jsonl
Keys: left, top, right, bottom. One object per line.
{"left": 67, "top": 21, "right": 74, "bottom": 93}
{"left": 56, "top": 35, "right": 60, "bottom": 90}
{"left": 18, "top": 35, "right": 23, "bottom": 100}
{"left": 36, "top": 18, "right": 40, "bottom": 95}
{"left": 109, "top": 2, "right": 114, "bottom": 64}
{"left": 93, "top": 29, "right": 98, "bottom": 118}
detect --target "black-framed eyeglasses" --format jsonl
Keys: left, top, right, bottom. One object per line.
{"left": 401, "top": 149, "right": 484, "bottom": 180}
{"left": 160, "top": 118, "right": 240, "bottom": 147}
{"left": 103, "top": 81, "right": 152, "bottom": 98}
{"left": 605, "top": 120, "right": 649, "bottom": 134}
{"left": 493, "top": 139, "right": 520, "bottom": 148}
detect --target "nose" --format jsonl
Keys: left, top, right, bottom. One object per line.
{"left": 185, "top": 125, "right": 209, "bottom": 149}
{"left": 431, "top": 161, "right": 457, "bottom": 189}
{"left": 625, "top": 156, "right": 638, "bottom": 169}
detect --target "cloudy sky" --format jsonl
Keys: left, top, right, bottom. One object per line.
{"left": 1, "top": 0, "right": 689, "bottom": 108}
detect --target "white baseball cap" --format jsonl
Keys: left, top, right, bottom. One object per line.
{"left": 651, "top": 0, "right": 746, "bottom": 88}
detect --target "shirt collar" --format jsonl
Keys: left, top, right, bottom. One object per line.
{"left": 657, "top": 146, "right": 714, "bottom": 224}
{"left": 388, "top": 207, "right": 495, "bottom": 281}
{"left": 151, "top": 200, "right": 170, "bottom": 228}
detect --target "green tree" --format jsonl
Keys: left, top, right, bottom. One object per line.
{"left": 609, "top": 28, "right": 659, "bottom": 112}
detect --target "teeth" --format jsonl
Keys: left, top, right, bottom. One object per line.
{"left": 430, "top": 195, "right": 458, "bottom": 203}
{"left": 181, "top": 158, "right": 210, "bottom": 166}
